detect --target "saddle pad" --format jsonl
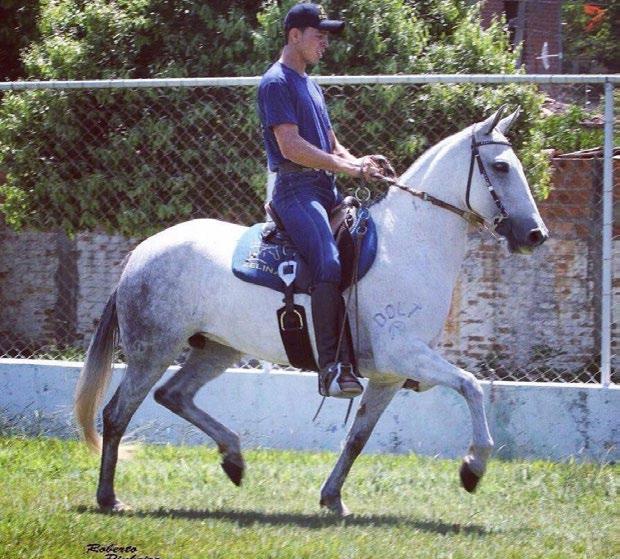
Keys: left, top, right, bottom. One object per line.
{"left": 232, "top": 218, "right": 378, "bottom": 294}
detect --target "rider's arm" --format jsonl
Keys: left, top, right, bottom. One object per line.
{"left": 329, "top": 129, "right": 359, "bottom": 165}
{"left": 273, "top": 123, "right": 361, "bottom": 178}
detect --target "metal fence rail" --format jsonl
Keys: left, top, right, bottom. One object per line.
{"left": 0, "top": 75, "right": 616, "bottom": 385}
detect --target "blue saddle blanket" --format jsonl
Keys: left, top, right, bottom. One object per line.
{"left": 232, "top": 216, "right": 378, "bottom": 294}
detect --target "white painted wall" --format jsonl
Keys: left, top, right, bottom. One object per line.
{"left": 0, "top": 360, "right": 617, "bottom": 462}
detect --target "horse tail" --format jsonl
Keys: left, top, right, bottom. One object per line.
{"left": 74, "top": 289, "right": 119, "bottom": 454}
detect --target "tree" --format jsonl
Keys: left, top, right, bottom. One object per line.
{"left": 0, "top": 0, "right": 551, "bottom": 236}
{"left": 562, "top": 1, "right": 620, "bottom": 73}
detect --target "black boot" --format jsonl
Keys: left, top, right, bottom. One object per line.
{"left": 311, "top": 282, "right": 363, "bottom": 398}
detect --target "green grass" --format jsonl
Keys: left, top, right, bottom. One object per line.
{"left": 0, "top": 436, "right": 617, "bottom": 559}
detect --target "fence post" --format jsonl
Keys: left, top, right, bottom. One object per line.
{"left": 600, "top": 80, "right": 614, "bottom": 387}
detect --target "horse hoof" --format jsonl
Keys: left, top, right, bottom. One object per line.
{"left": 459, "top": 461, "right": 481, "bottom": 493}
{"left": 99, "top": 500, "right": 132, "bottom": 513}
{"left": 320, "top": 495, "right": 351, "bottom": 517}
{"left": 221, "top": 456, "right": 244, "bottom": 486}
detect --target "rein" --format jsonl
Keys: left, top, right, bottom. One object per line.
{"left": 380, "top": 176, "right": 487, "bottom": 227}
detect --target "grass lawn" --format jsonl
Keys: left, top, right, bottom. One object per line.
{"left": 0, "top": 436, "right": 617, "bottom": 559}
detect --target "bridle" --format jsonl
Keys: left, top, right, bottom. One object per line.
{"left": 465, "top": 127, "right": 511, "bottom": 227}
{"left": 375, "top": 126, "right": 512, "bottom": 233}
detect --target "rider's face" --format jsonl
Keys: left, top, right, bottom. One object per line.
{"left": 295, "top": 27, "right": 330, "bottom": 66}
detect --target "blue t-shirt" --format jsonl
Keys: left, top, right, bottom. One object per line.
{"left": 257, "top": 61, "right": 333, "bottom": 172}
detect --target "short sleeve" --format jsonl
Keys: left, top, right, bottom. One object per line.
{"left": 259, "top": 79, "right": 298, "bottom": 129}
{"left": 324, "top": 105, "right": 333, "bottom": 130}
{"left": 314, "top": 80, "right": 332, "bottom": 130}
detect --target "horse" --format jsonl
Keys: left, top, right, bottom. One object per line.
{"left": 74, "top": 106, "right": 548, "bottom": 516}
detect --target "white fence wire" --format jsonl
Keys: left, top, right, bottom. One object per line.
{"left": 0, "top": 74, "right": 617, "bottom": 385}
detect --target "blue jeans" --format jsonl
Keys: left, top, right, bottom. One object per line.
{"left": 271, "top": 171, "right": 342, "bottom": 287}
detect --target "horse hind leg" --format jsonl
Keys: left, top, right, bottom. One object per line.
{"left": 97, "top": 357, "right": 173, "bottom": 511}
{"left": 153, "top": 339, "right": 245, "bottom": 486}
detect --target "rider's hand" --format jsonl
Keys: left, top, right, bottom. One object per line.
{"left": 359, "top": 154, "right": 396, "bottom": 181}
{"left": 369, "top": 154, "right": 396, "bottom": 178}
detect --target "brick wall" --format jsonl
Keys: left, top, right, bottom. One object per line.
{"left": 480, "top": 0, "right": 562, "bottom": 73}
{"left": 439, "top": 234, "right": 600, "bottom": 377}
{"left": 522, "top": 0, "right": 562, "bottom": 74}
{"left": 0, "top": 229, "right": 135, "bottom": 354}
{"left": 75, "top": 233, "right": 137, "bottom": 343}
{"left": 0, "top": 230, "right": 59, "bottom": 351}
{"left": 480, "top": 0, "right": 505, "bottom": 28}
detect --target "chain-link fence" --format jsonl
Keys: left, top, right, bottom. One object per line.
{"left": 0, "top": 75, "right": 617, "bottom": 384}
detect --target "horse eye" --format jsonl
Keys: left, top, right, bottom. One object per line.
{"left": 492, "top": 161, "right": 509, "bottom": 173}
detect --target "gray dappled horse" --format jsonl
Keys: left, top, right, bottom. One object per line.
{"left": 75, "top": 107, "right": 548, "bottom": 516}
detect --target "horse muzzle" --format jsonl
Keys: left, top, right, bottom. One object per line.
{"left": 495, "top": 217, "right": 549, "bottom": 254}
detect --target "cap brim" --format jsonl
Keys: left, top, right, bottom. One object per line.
{"left": 318, "top": 20, "right": 345, "bottom": 34}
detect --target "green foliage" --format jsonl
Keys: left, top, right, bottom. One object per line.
{"left": 562, "top": 1, "right": 620, "bottom": 73}
{"left": 0, "top": 0, "right": 568, "bottom": 235}
{"left": 535, "top": 105, "right": 605, "bottom": 154}
{"left": 1, "top": 1, "right": 267, "bottom": 236}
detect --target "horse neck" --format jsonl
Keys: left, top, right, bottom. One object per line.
{"left": 369, "top": 130, "right": 472, "bottom": 288}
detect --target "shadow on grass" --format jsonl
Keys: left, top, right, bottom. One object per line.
{"left": 76, "top": 505, "right": 491, "bottom": 535}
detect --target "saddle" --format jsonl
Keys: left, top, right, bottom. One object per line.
{"left": 262, "top": 196, "right": 371, "bottom": 291}
{"left": 231, "top": 196, "right": 377, "bottom": 372}
{"left": 232, "top": 197, "right": 377, "bottom": 294}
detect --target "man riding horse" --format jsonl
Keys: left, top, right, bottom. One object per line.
{"left": 257, "top": 2, "right": 393, "bottom": 399}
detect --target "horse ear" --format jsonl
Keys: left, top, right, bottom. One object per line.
{"left": 480, "top": 104, "right": 508, "bottom": 135}
{"left": 496, "top": 105, "right": 522, "bottom": 135}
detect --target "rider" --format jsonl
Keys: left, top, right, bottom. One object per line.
{"left": 257, "top": 2, "right": 391, "bottom": 398}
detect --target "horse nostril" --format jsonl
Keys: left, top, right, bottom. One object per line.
{"left": 528, "top": 228, "right": 546, "bottom": 247}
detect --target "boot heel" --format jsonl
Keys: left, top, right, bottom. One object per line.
{"left": 320, "top": 363, "right": 363, "bottom": 399}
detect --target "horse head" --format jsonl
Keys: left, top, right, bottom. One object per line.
{"left": 463, "top": 106, "right": 549, "bottom": 254}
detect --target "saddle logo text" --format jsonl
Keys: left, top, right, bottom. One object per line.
{"left": 245, "top": 243, "right": 295, "bottom": 276}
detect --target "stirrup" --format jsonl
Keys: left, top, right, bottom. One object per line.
{"left": 318, "top": 363, "right": 363, "bottom": 399}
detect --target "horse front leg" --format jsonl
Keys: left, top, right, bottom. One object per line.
{"left": 385, "top": 339, "right": 494, "bottom": 492}
{"left": 320, "top": 380, "right": 402, "bottom": 516}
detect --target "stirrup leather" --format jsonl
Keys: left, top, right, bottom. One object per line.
{"left": 318, "top": 363, "right": 363, "bottom": 399}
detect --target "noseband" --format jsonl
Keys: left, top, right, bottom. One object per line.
{"left": 379, "top": 127, "right": 512, "bottom": 233}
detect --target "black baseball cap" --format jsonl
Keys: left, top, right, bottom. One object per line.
{"left": 284, "top": 3, "right": 345, "bottom": 34}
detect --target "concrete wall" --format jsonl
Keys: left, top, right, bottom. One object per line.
{"left": 0, "top": 360, "right": 617, "bottom": 462}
